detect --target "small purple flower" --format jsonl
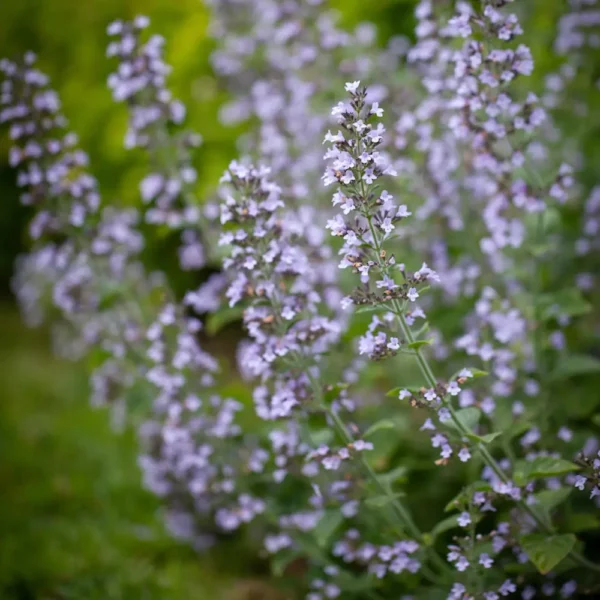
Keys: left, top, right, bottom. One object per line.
{"left": 479, "top": 553, "right": 493, "bottom": 568}
{"left": 447, "top": 381, "right": 461, "bottom": 396}
{"left": 457, "top": 511, "right": 471, "bottom": 527}
{"left": 437, "top": 407, "right": 451, "bottom": 422}
{"left": 499, "top": 580, "right": 516, "bottom": 596}
{"left": 458, "top": 447, "right": 471, "bottom": 462}
{"left": 420, "top": 418, "right": 435, "bottom": 431}
{"left": 424, "top": 389, "right": 438, "bottom": 402}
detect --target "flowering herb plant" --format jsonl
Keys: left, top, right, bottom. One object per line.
{"left": 3, "top": 0, "right": 600, "bottom": 598}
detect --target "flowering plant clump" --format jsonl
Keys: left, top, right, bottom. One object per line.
{"left": 3, "top": 0, "right": 600, "bottom": 598}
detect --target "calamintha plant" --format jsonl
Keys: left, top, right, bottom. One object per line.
{"left": 2, "top": 0, "right": 600, "bottom": 598}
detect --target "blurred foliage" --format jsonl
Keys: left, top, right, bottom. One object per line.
{"left": 1, "top": 0, "right": 598, "bottom": 292}
{"left": 0, "top": 0, "right": 238, "bottom": 297}
{"left": 1, "top": 0, "right": 600, "bottom": 596}
{"left": 0, "top": 307, "right": 296, "bottom": 598}
{"left": 0, "top": 307, "right": 240, "bottom": 598}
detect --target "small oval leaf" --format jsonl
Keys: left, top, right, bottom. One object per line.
{"left": 520, "top": 533, "right": 576, "bottom": 574}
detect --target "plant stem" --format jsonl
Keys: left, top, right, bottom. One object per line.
{"left": 394, "top": 298, "right": 600, "bottom": 574}
{"left": 364, "top": 206, "right": 600, "bottom": 574}
{"left": 326, "top": 405, "right": 420, "bottom": 539}
{"left": 269, "top": 289, "right": 449, "bottom": 581}
{"left": 306, "top": 374, "right": 450, "bottom": 582}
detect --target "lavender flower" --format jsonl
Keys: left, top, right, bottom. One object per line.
{"left": 218, "top": 160, "right": 341, "bottom": 419}
{"left": 1, "top": 54, "right": 99, "bottom": 238}
{"left": 107, "top": 17, "right": 206, "bottom": 269}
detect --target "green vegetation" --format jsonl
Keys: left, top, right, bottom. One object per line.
{"left": 0, "top": 309, "right": 248, "bottom": 599}
{"left": 1, "top": 0, "right": 599, "bottom": 597}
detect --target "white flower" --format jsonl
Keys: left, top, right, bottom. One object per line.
{"left": 370, "top": 102, "right": 383, "bottom": 117}
{"left": 345, "top": 80, "right": 361, "bottom": 93}
{"left": 387, "top": 337, "right": 400, "bottom": 350}
{"left": 458, "top": 448, "right": 471, "bottom": 462}
{"left": 447, "top": 381, "right": 461, "bottom": 396}
{"left": 407, "top": 287, "right": 419, "bottom": 302}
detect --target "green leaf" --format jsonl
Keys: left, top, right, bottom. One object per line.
{"left": 520, "top": 533, "right": 576, "bottom": 574}
{"left": 537, "top": 487, "right": 572, "bottom": 512}
{"left": 537, "top": 289, "right": 592, "bottom": 322}
{"left": 314, "top": 510, "right": 344, "bottom": 548}
{"left": 513, "top": 457, "right": 580, "bottom": 486}
{"left": 271, "top": 549, "right": 303, "bottom": 576}
{"left": 534, "top": 487, "right": 572, "bottom": 512}
{"left": 335, "top": 572, "right": 379, "bottom": 593}
{"left": 566, "top": 512, "right": 600, "bottom": 533}
{"left": 364, "top": 492, "right": 405, "bottom": 508}
{"left": 97, "top": 286, "right": 123, "bottom": 311}
{"left": 407, "top": 338, "right": 433, "bottom": 350}
{"left": 355, "top": 304, "right": 383, "bottom": 314}
{"left": 530, "top": 487, "right": 572, "bottom": 524}
{"left": 309, "top": 428, "right": 334, "bottom": 447}
{"left": 470, "top": 369, "right": 489, "bottom": 379}
{"left": 506, "top": 420, "right": 534, "bottom": 441}
{"left": 445, "top": 407, "right": 481, "bottom": 434}
{"left": 429, "top": 515, "right": 461, "bottom": 540}
{"left": 385, "top": 386, "right": 421, "bottom": 398}
{"left": 550, "top": 354, "right": 600, "bottom": 381}
{"left": 323, "top": 382, "right": 350, "bottom": 405}
{"left": 205, "top": 304, "right": 244, "bottom": 335}
{"left": 378, "top": 465, "right": 408, "bottom": 485}
{"left": 466, "top": 431, "right": 502, "bottom": 444}
{"left": 363, "top": 419, "right": 396, "bottom": 438}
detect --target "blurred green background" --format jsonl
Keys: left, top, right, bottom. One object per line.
{"left": 0, "top": 0, "right": 598, "bottom": 598}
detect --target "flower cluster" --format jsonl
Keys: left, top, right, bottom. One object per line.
{"left": 1, "top": 54, "right": 146, "bottom": 347}
{"left": 107, "top": 17, "right": 206, "bottom": 269}
{"left": 207, "top": 0, "right": 407, "bottom": 201}
{"left": 1, "top": 54, "right": 99, "bottom": 238}
{"left": 4, "top": 0, "right": 600, "bottom": 598}
{"left": 333, "top": 530, "right": 421, "bottom": 578}
{"left": 218, "top": 160, "right": 341, "bottom": 419}
{"left": 322, "top": 83, "right": 440, "bottom": 316}
{"left": 555, "top": 0, "right": 600, "bottom": 57}
{"left": 574, "top": 450, "right": 600, "bottom": 501}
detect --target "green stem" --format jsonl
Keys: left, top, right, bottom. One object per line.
{"left": 363, "top": 199, "right": 600, "bottom": 574}
{"left": 307, "top": 376, "right": 449, "bottom": 582}
{"left": 328, "top": 406, "right": 448, "bottom": 584}
{"left": 395, "top": 300, "right": 600, "bottom": 574}
{"left": 268, "top": 288, "right": 449, "bottom": 581}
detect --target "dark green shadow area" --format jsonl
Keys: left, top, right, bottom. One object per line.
{"left": 0, "top": 306, "right": 239, "bottom": 600}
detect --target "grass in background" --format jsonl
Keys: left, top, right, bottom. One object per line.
{"left": 0, "top": 306, "right": 250, "bottom": 600}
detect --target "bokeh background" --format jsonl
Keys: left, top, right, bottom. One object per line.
{"left": 0, "top": 0, "right": 598, "bottom": 598}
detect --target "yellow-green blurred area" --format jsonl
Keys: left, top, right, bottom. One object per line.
{"left": 0, "top": 0, "right": 599, "bottom": 598}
